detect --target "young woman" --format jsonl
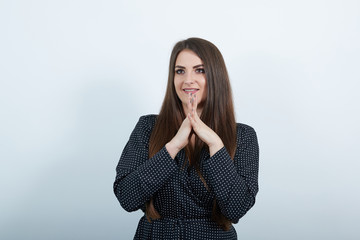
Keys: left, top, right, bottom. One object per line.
{"left": 114, "top": 37, "right": 259, "bottom": 239}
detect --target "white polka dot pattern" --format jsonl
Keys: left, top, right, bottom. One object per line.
{"left": 113, "top": 115, "right": 259, "bottom": 239}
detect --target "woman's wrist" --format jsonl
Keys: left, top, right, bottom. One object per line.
{"left": 208, "top": 138, "right": 224, "bottom": 157}
{"left": 165, "top": 141, "right": 181, "bottom": 159}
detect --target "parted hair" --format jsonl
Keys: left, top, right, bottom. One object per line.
{"left": 147, "top": 37, "right": 237, "bottom": 231}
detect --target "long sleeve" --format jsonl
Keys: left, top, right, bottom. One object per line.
{"left": 113, "top": 115, "right": 178, "bottom": 212}
{"left": 201, "top": 124, "right": 259, "bottom": 223}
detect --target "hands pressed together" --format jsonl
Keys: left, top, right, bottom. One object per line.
{"left": 165, "top": 93, "right": 224, "bottom": 159}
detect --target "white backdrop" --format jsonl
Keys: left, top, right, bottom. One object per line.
{"left": 1, "top": 0, "right": 359, "bottom": 239}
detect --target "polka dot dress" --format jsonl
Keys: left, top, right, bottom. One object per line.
{"left": 114, "top": 115, "right": 259, "bottom": 239}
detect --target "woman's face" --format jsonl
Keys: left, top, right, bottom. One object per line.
{"left": 174, "top": 49, "right": 207, "bottom": 114}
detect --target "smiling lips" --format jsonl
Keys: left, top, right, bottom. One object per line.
{"left": 183, "top": 88, "right": 199, "bottom": 94}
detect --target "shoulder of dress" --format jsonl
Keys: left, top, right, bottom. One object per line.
{"left": 136, "top": 114, "right": 158, "bottom": 132}
{"left": 236, "top": 122, "right": 256, "bottom": 131}
{"left": 129, "top": 114, "right": 158, "bottom": 144}
{"left": 139, "top": 114, "right": 158, "bottom": 124}
{"left": 235, "top": 122, "right": 257, "bottom": 141}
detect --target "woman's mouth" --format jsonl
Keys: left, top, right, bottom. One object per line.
{"left": 183, "top": 88, "right": 199, "bottom": 94}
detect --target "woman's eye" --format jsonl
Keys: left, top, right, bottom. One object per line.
{"left": 175, "top": 69, "right": 185, "bottom": 74}
{"left": 196, "top": 68, "right": 205, "bottom": 73}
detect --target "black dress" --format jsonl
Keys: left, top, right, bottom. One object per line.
{"left": 114, "top": 115, "right": 259, "bottom": 239}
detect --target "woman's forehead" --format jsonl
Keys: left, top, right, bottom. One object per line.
{"left": 175, "top": 49, "right": 203, "bottom": 67}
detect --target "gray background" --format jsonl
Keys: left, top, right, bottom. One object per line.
{"left": 1, "top": 0, "right": 359, "bottom": 239}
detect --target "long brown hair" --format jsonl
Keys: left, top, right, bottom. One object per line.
{"left": 146, "top": 37, "right": 237, "bottom": 231}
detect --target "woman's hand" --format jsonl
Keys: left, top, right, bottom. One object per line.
{"left": 165, "top": 98, "right": 193, "bottom": 158}
{"left": 188, "top": 94, "right": 224, "bottom": 157}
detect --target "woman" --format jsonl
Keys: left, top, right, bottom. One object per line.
{"left": 113, "top": 37, "right": 259, "bottom": 239}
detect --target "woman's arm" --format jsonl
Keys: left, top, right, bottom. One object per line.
{"left": 202, "top": 124, "right": 259, "bottom": 223}
{"left": 187, "top": 94, "right": 259, "bottom": 223}
{"left": 113, "top": 115, "right": 178, "bottom": 212}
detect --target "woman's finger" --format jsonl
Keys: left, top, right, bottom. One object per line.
{"left": 187, "top": 93, "right": 192, "bottom": 116}
{"left": 193, "top": 94, "right": 198, "bottom": 113}
{"left": 193, "top": 94, "right": 200, "bottom": 121}
{"left": 188, "top": 112, "right": 196, "bottom": 129}
{"left": 189, "top": 93, "right": 195, "bottom": 118}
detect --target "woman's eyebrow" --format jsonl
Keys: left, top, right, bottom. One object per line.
{"left": 175, "top": 65, "right": 185, "bottom": 69}
{"left": 193, "top": 64, "right": 204, "bottom": 68}
{"left": 175, "top": 64, "right": 204, "bottom": 69}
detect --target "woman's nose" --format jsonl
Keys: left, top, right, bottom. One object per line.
{"left": 184, "top": 72, "right": 194, "bottom": 84}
